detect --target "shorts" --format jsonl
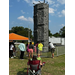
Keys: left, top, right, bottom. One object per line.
{"left": 29, "top": 49, "right": 33, "bottom": 53}
{"left": 51, "top": 48, "right": 55, "bottom": 53}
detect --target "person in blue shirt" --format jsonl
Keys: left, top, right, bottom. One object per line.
{"left": 18, "top": 41, "right": 26, "bottom": 59}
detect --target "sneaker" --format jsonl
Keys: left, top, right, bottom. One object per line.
{"left": 11, "top": 57, "right": 14, "bottom": 59}
{"left": 30, "top": 58, "right": 32, "bottom": 61}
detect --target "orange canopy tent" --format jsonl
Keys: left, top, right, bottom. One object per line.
{"left": 9, "top": 33, "right": 29, "bottom": 40}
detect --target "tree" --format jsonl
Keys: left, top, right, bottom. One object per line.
{"left": 53, "top": 32, "right": 60, "bottom": 37}
{"left": 9, "top": 30, "right": 13, "bottom": 33}
{"left": 9, "top": 26, "right": 33, "bottom": 39}
{"left": 10, "top": 26, "right": 25, "bottom": 33}
{"left": 49, "top": 30, "right": 52, "bottom": 37}
{"left": 59, "top": 26, "right": 65, "bottom": 37}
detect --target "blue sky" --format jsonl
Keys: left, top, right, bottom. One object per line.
{"left": 9, "top": 0, "right": 65, "bottom": 34}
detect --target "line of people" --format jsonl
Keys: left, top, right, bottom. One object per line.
{"left": 9, "top": 41, "right": 44, "bottom": 60}
{"left": 9, "top": 40, "right": 55, "bottom": 59}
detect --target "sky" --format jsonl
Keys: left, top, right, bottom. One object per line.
{"left": 9, "top": 0, "right": 65, "bottom": 34}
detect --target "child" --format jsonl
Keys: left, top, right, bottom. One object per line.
{"left": 29, "top": 42, "right": 34, "bottom": 59}
{"left": 37, "top": 54, "right": 42, "bottom": 65}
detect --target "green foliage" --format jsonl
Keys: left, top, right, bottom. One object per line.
{"left": 9, "top": 26, "right": 33, "bottom": 39}
{"left": 59, "top": 26, "right": 65, "bottom": 37}
{"left": 49, "top": 29, "right": 52, "bottom": 37}
{"left": 9, "top": 26, "right": 65, "bottom": 39}
{"left": 53, "top": 32, "right": 60, "bottom": 37}
{"left": 11, "top": 26, "right": 25, "bottom": 33}
{"left": 52, "top": 26, "right": 65, "bottom": 37}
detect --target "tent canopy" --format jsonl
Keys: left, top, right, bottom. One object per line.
{"left": 9, "top": 33, "right": 29, "bottom": 40}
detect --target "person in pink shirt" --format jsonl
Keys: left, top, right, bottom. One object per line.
{"left": 29, "top": 42, "right": 34, "bottom": 59}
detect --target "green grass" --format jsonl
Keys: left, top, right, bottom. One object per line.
{"left": 9, "top": 55, "right": 65, "bottom": 75}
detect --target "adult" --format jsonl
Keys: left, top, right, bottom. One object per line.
{"left": 29, "top": 42, "right": 34, "bottom": 59}
{"left": 38, "top": 41, "right": 43, "bottom": 55}
{"left": 13, "top": 41, "right": 16, "bottom": 57}
{"left": 49, "top": 42, "right": 55, "bottom": 58}
{"left": 18, "top": 41, "right": 26, "bottom": 59}
{"left": 9, "top": 41, "right": 15, "bottom": 58}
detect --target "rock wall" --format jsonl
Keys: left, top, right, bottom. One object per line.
{"left": 34, "top": 3, "right": 49, "bottom": 52}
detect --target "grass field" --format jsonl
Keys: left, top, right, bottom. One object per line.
{"left": 9, "top": 54, "right": 65, "bottom": 75}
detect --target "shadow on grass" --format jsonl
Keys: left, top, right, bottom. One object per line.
{"left": 14, "top": 56, "right": 28, "bottom": 59}
{"left": 17, "top": 68, "right": 27, "bottom": 75}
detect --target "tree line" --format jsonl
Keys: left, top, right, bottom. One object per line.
{"left": 49, "top": 26, "right": 65, "bottom": 37}
{"left": 9, "top": 26, "right": 65, "bottom": 40}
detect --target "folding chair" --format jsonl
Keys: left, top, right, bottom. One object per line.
{"left": 27, "top": 60, "right": 45, "bottom": 75}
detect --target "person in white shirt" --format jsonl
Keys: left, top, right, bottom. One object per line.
{"left": 9, "top": 42, "right": 15, "bottom": 58}
{"left": 49, "top": 42, "right": 55, "bottom": 58}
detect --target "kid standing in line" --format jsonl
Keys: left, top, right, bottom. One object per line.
{"left": 37, "top": 54, "right": 42, "bottom": 65}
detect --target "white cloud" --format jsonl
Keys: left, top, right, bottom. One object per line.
{"left": 24, "top": 0, "right": 43, "bottom": 6}
{"left": 24, "top": 0, "right": 30, "bottom": 3}
{"left": 61, "top": 10, "right": 65, "bottom": 16}
{"left": 57, "top": 0, "right": 65, "bottom": 4}
{"left": 21, "top": 10, "right": 25, "bottom": 14}
{"left": 49, "top": 8, "right": 56, "bottom": 13}
{"left": 17, "top": 16, "right": 27, "bottom": 21}
{"left": 46, "top": 0, "right": 55, "bottom": 4}
{"left": 52, "top": 4, "right": 59, "bottom": 7}
{"left": 60, "top": 24, "right": 65, "bottom": 27}
{"left": 32, "top": 0, "right": 42, "bottom": 4}
{"left": 33, "top": 0, "right": 55, "bottom": 4}
{"left": 28, "top": 17, "right": 33, "bottom": 23}
{"left": 58, "top": 15, "right": 62, "bottom": 17}
{"left": 24, "top": 0, "right": 55, "bottom": 6}
{"left": 58, "top": 10, "right": 65, "bottom": 17}
{"left": 17, "top": 16, "right": 33, "bottom": 23}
